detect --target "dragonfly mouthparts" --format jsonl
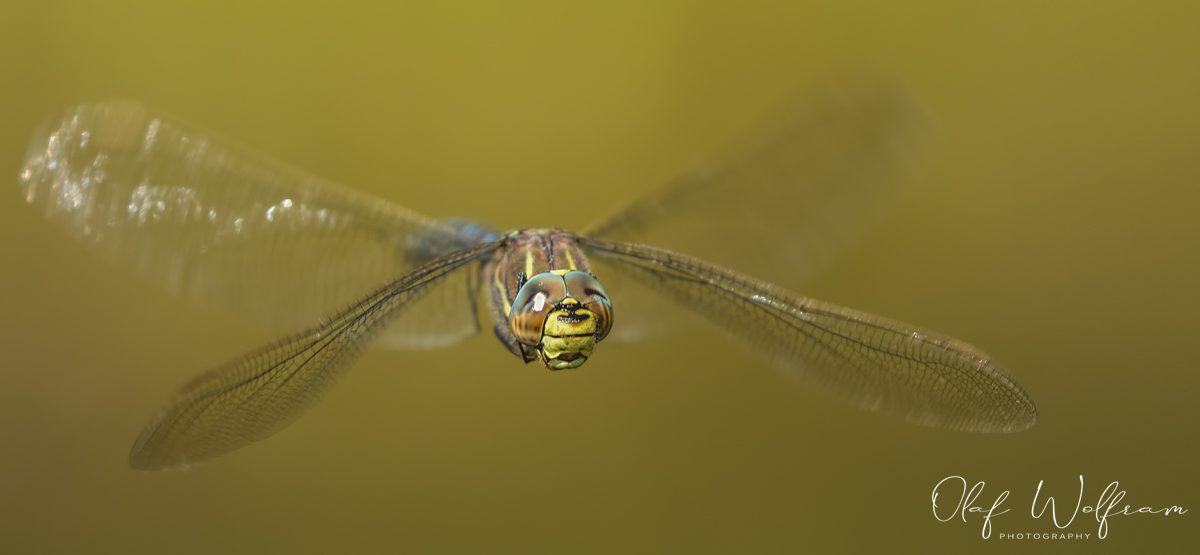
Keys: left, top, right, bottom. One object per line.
{"left": 553, "top": 351, "right": 585, "bottom": 363}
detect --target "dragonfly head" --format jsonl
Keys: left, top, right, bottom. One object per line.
{"left": 509, "top": 270, "right": 613, "bottom": 369}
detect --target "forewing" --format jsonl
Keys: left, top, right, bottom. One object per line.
{"left": 374, "top": 252, "right": 486, "bottom": 350}
{"left": 586, "top": 75, "right": 930, "bottom": 289}
{"left": 129, "top": 242, "right": 500, "bottom": 471}
{"left": 582, "top": 238, "right": 1037, "bottom": 433}
{"left": 19, "top": 101, "right": 480, "bottom": 340}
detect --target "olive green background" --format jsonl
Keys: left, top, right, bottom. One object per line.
{"left": 0, "top": 1, "right": 1196, "bottom": 553}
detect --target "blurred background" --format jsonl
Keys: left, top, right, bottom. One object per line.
{"left": 0, "top": 1, "right": 1196, "bottom": 553}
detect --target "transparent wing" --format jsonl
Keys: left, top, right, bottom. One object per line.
{"left": 19, "top": 101, "right": 481, "bottom": 347}
{"left": 373, "top": 255, "right": 487, "bottom": 350}
{"left": 581, "top": 238, "right": 1037, "bottom": 433}
{"left": 586, "top": 75, "right": 930, "bottom": 290}
{"left": 129, "top": 242, "right": 500, "bottom": 471}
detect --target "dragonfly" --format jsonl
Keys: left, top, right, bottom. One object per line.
{"left": 18, "top": 78, "right": 1037, "bottom": 471}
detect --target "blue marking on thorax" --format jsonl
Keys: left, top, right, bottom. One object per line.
{"left": 443, "top": 218, "right": 500, "bottom": 244}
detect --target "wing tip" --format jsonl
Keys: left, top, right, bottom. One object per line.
{"left": 20, "top": 100, "right": 154, "bottom": 210}
{"left": 127, "top": 412, "right": 187, "bottom": 472}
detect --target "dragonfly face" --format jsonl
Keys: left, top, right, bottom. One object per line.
{"left": 509, "top": 270, "right": 612, "bottom": 369}
{"left": 488, "top": 229, "right": 613, "bottom": 369}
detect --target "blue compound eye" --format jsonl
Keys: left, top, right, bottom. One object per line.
{"left": 564, "top": 271, "right": 613, "bottom": 342}
{"left": 509, "top": 273, "right": 568, "bottom": 346}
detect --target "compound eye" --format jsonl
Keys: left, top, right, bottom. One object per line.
{"left": 509, "top": 273, "right": 568, "bottom": 346}
{"left": 564, "top": 271, "right": 613, "bottom": 342}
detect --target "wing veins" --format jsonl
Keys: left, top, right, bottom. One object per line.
{"left": 581, "top": 237, "right": 1036, "bottom": 432}
{"left": 586, "top": 240, "right": 942, "bottom": 371}
{"left": 130, "top": 242, "right": 501, "bottom": 470}
{"left": 589, "top": 246, "right": 878, "bottom": 382}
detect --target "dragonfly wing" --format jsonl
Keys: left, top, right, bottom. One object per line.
{"left": 585, "top": 75, "right": 930, "bottom": 290}
{"left": 581, "top": 253, "right": 691, "bottom": 345}
{"left": 129, "top": 242, "right": 500, "bottom": 471}
{"left": 19, "top": 101, "right": 480, "bottom": 338}
{"left": 374, "top": 251, "right": 488, "bottom": 350}
{"left": 581, "top": 238, "right": 1037, "bottom": 433}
